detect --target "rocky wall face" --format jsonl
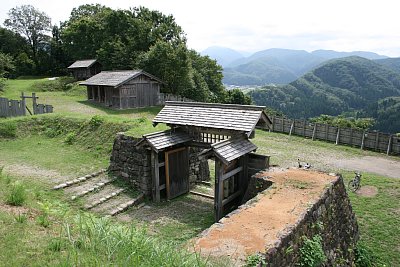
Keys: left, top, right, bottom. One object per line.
{"left": 108, "top": 133, "right": 210, "bottom": 197}
{"left": 108, "top": 133, "right": 152, "bottom": 195}
{"left": 263, "top": 175, "right": 359, "bottom": 267}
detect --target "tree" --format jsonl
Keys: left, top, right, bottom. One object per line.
{"left": 0, "top": 52, "right": 15, "bottom": 90}
{"left": 223, "top": 89, "right": 252, "bottom": 105}
{"left": 4, "top": 5, "right": 52, "bottom": 64}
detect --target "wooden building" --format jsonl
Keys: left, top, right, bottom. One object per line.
{"left": 68, "top": 59, "right": 102, "bottom": 80}
{"left": 80, "top": 70, "right": 163, "bottom": 109}
{"left": 137, "top": 101, "right": 272, "bottom": 221}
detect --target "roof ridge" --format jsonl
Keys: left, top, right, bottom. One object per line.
{"left": 165, "top": 101, "right": 266, "bottom": 111}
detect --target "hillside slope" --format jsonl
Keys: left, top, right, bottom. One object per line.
{"left": 249, "top": 56, "right": 400, "bottom": 132}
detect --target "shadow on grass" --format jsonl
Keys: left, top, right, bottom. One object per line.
{"left": 77, "top": 100, "right": 162, "bottom": 116}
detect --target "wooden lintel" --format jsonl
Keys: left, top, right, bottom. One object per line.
{"left": 190, "top": 191, "right": 214, "bottom": 199}
{"left": 222, "top": 166, "right": 243, "bottom": 181}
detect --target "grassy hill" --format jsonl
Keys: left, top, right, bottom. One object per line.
{"left": 249, "top": 56, "right": 400, "bottom": 132}
{"left": 0, "top": 77, "right": 399, "bottom": 266}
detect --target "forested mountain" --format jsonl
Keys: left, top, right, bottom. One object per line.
{"left": 200, "top": 46, "right": 244, "bottom": 67}
{"left": 375, "top": 58, "right": 400, "bottom": 74}
{"left": 249, "top": 56, "right": 400, "bottom": 132}
{"left": 212, "top": 48, "right": 388, "bottom": 86}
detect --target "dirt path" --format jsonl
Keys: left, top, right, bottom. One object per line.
{"left": 194, "top": 169, "right": 336, "bottom": 265}
{"left": 331, "top": 156, "right": 400, "bottom": 178}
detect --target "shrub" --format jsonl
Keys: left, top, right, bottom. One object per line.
{"left": 89, "top": 115, "right": 104, "bottom": 128}
{"left": 298, "top": 235, "right": 327, "bottom": 267}
{"left": 0, "top": 121, "right": 17, "bottom": 138}
{"left": 32, "top": 76, "right": 75, "bottom": 92}
{"left": 64, "top": 132, "right": 76, "bottom": 145}
{"left": 6, "top": 181, "right": 27, "bottom": 206}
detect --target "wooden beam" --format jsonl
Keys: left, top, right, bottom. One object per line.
{"left": 165, "top": 151, "right": 170, "bottom": 200}
{"left": 222, "top": 166, "right": 243, "bottom": 181}
{"left": 151, "top": 150, "right": 161, "bottom": 202}
{"left": 336, "top": 128, "right": 340, "bottom": 145}
{"left": 312, "top": 123, "right": 317, "bottom": 141}
{"left": 361, "top": 131, "right": 366, "bottom": 150}
{"left": 289, "top": 121, "right": 294, "bottom": 136}
{"left": 190, "top": 191, "right": 214, "bottom": 199}
{"left": 222, "top": 190, "right": 242, "bottom": 206}
{"left": 214, "top": 160, "right": 224, "bottom": 222}
{"left": 387, "top": 135, "right": 393, "bottom": 155}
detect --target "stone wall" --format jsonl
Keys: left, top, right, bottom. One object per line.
{"left": 108, "top": 133, "right": 210, "bottom": 197}
{"left": 262, "top": 174, "right": 359, "bottom": 266}
{"left": 108, "top": 133, "right": 152, "bottom": 195}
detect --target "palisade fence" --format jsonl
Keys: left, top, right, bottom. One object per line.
{"left": 270, "top": 116, "right": 400, "bottom": 156}
{"left": 157, "top": 93, "right": 193, "bottom": 105}
{"left": 0, "top": 93, "right": 53, "bottom": 118}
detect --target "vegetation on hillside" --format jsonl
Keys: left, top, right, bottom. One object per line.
{"left": 249, "top": 56, "right": 400, "bottom": 133}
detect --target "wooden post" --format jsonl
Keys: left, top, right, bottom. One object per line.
{"left": 387, "top": 135, "right": 393, "bottom": 155}
{"left": 97, "top": 86, "right": 101, "bottom": 102}
{"left": 303, "top": 120, "right": 306, "bottom": 137}
{"left": 32, "top": 92, "right": 37, "bottom": 114}
{"left": 271, "top": 116, "right": 275, "bottom": 132}
{"left": 289, "top": 121, "right": 294, "bottom": 136}
{"left": 336, "top": 128, "right": 340, "bottom": 145}
{"left": 20, "top": 92, "right": 26, "bottom": 116}
{"left": 375, "top": 132, "right": 380, "bottom": 151}
{"left": 349, "top": 128, "right": 353, "bottom": 146}
{"left": 214, "top": 160, "right": 224, "bottom": 222}
{"left": 151, "top": 150, "right": 161, "bottom": 202}
{"left": 281, "top": 117, "right": 284, "bottom": 132}
{"left": 325, "top": 124, "right": 328, "bottom": 140}
{"left": 361, "top": 131, "right": 366, "bottom": 150}
{"left": 312, "top": 123, "right": 317, "bottom": 141}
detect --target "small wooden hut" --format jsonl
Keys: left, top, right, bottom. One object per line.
{"left": 68, "top": 59, "right": 102, "bottom": 80}
{"left": 137, "top": 101, "right": 272, "bottom": 221}
{"left": 80, "top": 70, "right": 163, "bottom": 109}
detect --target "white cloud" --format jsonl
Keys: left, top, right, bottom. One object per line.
{"left": 0, "top": 0, "right": 399, "bottom": 56}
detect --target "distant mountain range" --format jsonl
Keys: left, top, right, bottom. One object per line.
{"left": 201, "top": 47, "right": 390, "bottom": 85}
{"left": 248, "top": 56, "right": 400, "bottom": 133}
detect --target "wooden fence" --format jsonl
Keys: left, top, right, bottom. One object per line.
{"left": 0, "top": 93, "right": 53, "bottom": 118}
{"left": 157, "top": 93, "right": 193, "bottom": 105}
{"left": 270, "top": 116, "right": 400, "bottom": 156}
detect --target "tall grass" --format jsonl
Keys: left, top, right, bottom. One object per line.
{"left": 57, "top": 214, "right": 209, "bottom": 266}
{"left": 6, "top": 181, "right": 27, "bottom": 206}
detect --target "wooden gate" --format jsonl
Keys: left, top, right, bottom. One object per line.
{"left": 165, "top": 147, "right": 189, "bottom": 199}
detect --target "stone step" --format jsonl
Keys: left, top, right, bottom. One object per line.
{"left": 108, "top": 193, "right": 145, "bottom": 216}
{"left": 84, "top": 188, "right": 126, "bottom": 210}
{"left": 53, "top": 169, "right": 106, "bottom": 190}
{"left": 71, "top": 178, "right": 116, "bottom": 200}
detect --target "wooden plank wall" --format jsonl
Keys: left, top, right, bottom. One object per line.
{"left": 157, "top": 93, "right": 193, "bottom": 105}
{"left": 271, "top": 116, "right": 400, "bottom": 156}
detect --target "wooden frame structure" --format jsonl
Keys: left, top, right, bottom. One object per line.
{"left": 137, "top": 101, "right": 272, "bottom": 221}
{"left": 68, "top": 59, "right": 102, "bottom": 80}
{"left": 80, "top": 70, "right": 163, "bottom": 109}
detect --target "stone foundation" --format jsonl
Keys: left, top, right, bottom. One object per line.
{"left": 263, "top": 174, "right": 359, "bottom": 266}
{"left": 108, "top": 133, "right": 209, "bottom": 197}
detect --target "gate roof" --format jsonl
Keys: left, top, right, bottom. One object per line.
{"left": 153, "top": 102, "right": 271, "bottom": 136}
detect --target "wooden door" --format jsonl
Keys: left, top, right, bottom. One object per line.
{"left": 165, "top": 147, "right": 189, "bottom": 199}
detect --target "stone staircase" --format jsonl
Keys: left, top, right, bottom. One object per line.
{"left": 53, "top": 170, "right": 144, "bottom": 216}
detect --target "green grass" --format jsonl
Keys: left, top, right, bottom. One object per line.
{"left": 343, "top": 172, "right": 400, "bottom": 266}
{"left": 1, "top": 77, "right": 399, "bottom": 266}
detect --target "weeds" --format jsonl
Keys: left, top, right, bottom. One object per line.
{"left": 14, "top": 213, "right": 27, "bottom": 223}
{"left": 355, "top": 243, "right": 387, "bottom": 267}
{"left": 6, "top": 181, "right": 27, "bottom": 206}
{"left": 298, "top": 234, "right": 327, "bottom": 267}
{"left": 246, "top": 253, "right": 266, "bottom": 266}
{"left": 64, "top": 132, "right": 76, "bottom": 145}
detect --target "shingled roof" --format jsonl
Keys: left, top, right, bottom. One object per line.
{"left": 200, "top": 137, "right": 258, "bottom": 165}
{"left": 153, "top": 102, "right": 271, "bottom": 136}
{"left": 68, "top": 59, "right": 98, "bottom": 69}
{"left": 136, "top": 130, "right": 192, "bottom": 152}
{"left": 79, "top": 70, "right": 163, "bottom": 88}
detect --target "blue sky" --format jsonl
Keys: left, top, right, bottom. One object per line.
{"left": 1, "top": 0, "right": 399, "bottom": 56}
